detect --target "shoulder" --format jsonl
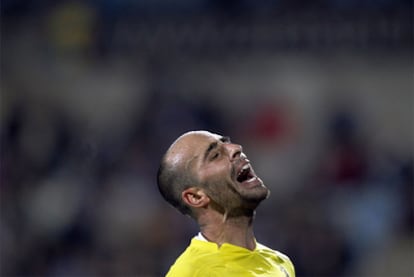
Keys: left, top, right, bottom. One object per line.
{"left": 166, "top": 239, "right": 221, "bottom": 277}
{"left": 257, "top": 242, "right": 291, "bottom": 260}
{"left": 256, "top": 242, "right": 296, "bottom": 276}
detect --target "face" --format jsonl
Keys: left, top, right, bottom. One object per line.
{"left": 167, "top": 131, "right": 270, "bottom": 213}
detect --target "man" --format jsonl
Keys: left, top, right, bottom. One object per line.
{"left": 157, "top": 130, "right": 295, "bottom": 277}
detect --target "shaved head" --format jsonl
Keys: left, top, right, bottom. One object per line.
{"left": 157, "top": 130, "right": 269, "bottom": 217}
{"left": 157, "top": 131, "right": 208, "bottom": 215}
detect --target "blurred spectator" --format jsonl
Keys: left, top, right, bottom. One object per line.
{"left": 47, "top": 1, "right": 97, "bottom": 57}
{"left": 0, "top": 1, "right": 412, "bottom": 276}
{"left": 320, "top": 108, "right": 368, "bottom": 186}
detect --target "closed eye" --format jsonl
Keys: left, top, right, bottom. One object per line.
{"left": 204, "top": 136, "right": 231, "bottom": 163}
{"left": 211, "top": 152, "right": 220, "bottom": 160}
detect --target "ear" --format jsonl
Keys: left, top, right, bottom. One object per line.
{"left": 182, "top": 187, "right": 210, "bottom": 208}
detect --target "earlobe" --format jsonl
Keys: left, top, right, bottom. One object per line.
{"left": 182, "top": 188, "right": 209, "bottom": 208}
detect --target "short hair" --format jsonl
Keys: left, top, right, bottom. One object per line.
{"left": 157, "top": 156, "right": 197, "bottom": 216}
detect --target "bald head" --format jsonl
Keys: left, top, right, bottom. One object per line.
{"left": 157, "top": 131, "right": 216, "bottom": 215}
{"left": 165, "top": 131, "right": 222, "bottom": 167}
{"left": 158, "top": 130, "right": 268, "bottom": 217}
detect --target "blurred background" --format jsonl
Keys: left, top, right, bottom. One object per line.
{"left": 1, "top": 0, "right": 413, "bottom": 276}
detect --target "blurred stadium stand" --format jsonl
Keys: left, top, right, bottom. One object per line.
{"left": 1, "top": 0, "right": 413, "bottom": 276}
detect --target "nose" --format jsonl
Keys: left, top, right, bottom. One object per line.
{"left": 226, "top": 143, "right": 242, "bottom": 160}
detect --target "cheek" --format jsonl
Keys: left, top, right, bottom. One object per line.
{"left": 198, "top": 163, "right": 233, "bottom": 184}
{"left": 205, "top": 178, "right": 240, "bottom": 205}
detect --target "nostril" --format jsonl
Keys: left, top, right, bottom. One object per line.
{"left": 232, "top": 150, "right": 241, "bottom": 159}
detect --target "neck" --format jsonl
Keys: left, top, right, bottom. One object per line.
{"left": 198, "top": 209, "right": 256, "bottom": 251}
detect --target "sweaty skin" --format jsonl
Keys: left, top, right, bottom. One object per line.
{"left": 161, "top": 131, "right": 295, "bottom": 277}
{"left": 165, "top": 131, "right": 269, "bottom": 250}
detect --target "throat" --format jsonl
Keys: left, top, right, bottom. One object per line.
{"left": 199, "top": 211, "right": 256, "bottom": 250}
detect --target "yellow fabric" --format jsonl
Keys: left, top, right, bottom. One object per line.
{"left": 166, "top": 238, "right": 295, "bottom": 277}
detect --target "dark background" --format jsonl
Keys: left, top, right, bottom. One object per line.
{"left": 1, "top": 0, "right": 413, "bottom": 276}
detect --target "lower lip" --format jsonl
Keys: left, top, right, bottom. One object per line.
{"left": 240, "top": 177, "right": 262, "bottom": 188}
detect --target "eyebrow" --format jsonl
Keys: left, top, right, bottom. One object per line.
{"left": 203, "top": 136, "right": 230, "bottom": 161}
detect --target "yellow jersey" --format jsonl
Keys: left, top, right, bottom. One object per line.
{"left": 166, "top": 238, "right": 295, "bottom": 277}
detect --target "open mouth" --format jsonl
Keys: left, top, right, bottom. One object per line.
{"left": 237, "top": 164, "right": 256, "bottom": 183}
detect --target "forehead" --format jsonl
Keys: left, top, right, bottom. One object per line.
{"left": 166, "top": 131, "right": 222, "bottom": 166}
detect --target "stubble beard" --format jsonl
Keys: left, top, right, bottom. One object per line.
{"left": 204, "top": 178, "right": 270, "bottom": 217}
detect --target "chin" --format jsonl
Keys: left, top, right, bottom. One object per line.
{"left": 240, "top": 186, "right": 269, "bottom": 204}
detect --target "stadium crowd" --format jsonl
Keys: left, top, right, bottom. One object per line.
{"left": 1, "top": 0, "right": 412, "bottom": 276}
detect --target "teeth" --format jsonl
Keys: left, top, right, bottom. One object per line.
{"left": 246, "top": 176, "right": 256, "bottom": 182}
{"left": 238, "top": 164, "right": 250, "bottom": 179}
